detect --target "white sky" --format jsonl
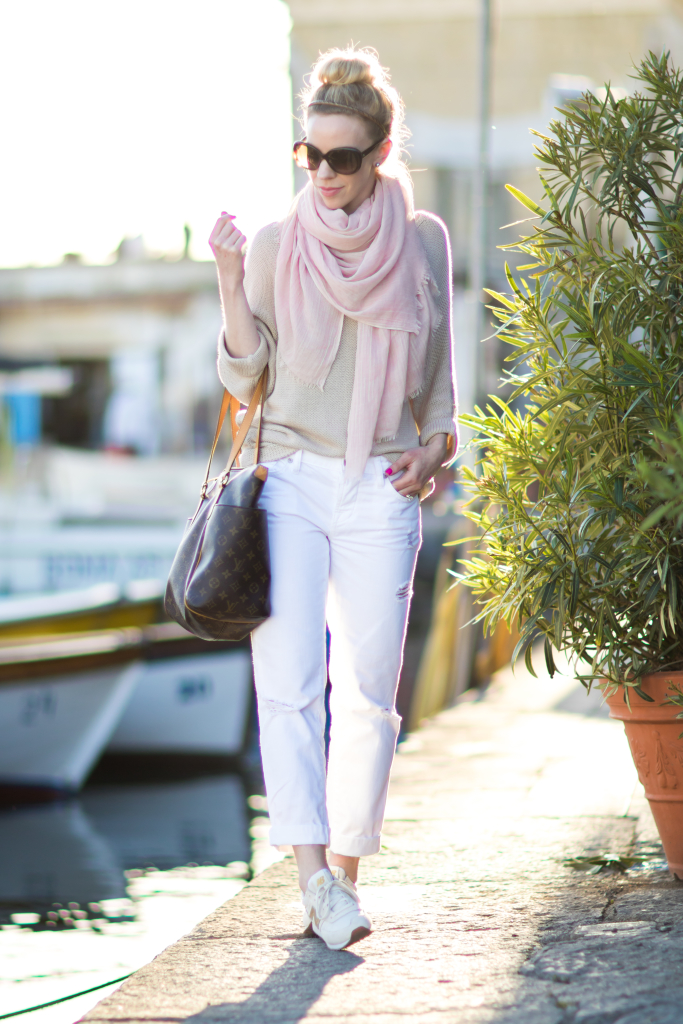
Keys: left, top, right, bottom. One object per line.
{"left": 0, "top": 0, "right": 294, "bottom": 267}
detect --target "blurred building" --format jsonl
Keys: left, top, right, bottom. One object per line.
{"left": 0, "top": 245, "right": 223, "bottom": 593}
{"left": 289, "top": 0, "right": 683, "bottom": 284}
{"left": 0, "top": 243, "right": 222, "bottom": 456}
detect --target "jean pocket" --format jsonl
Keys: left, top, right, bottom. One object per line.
{"left": 376, "top": 457, "right": 416, "bottom": 503}
{"left": 384, "top": 477, "right": 417, "bottom": 504}
{"left": 392, "top": 487, "right": 417, "bottom": 503}
{"left": 262, "top": 451, "right": 302, "bottom": 475}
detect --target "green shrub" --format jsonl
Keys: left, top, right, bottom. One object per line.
{"left": 457, "top": 52, "right": 683, "bottom": 690}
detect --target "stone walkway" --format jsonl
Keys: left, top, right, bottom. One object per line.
{"left": 84, "top": 658, "right": 683, "bottom": 1024}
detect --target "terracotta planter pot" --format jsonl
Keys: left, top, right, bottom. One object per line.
{"left": 605, "top": 673, "right": 683, "bottom": 878}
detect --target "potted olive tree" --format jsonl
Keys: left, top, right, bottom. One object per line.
{"left": 457, "top": 53, "right": 683, "bottom": 875}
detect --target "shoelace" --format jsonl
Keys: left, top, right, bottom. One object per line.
{"left": 312, "top": 876, "right": 360, "bottom": 923}
{"left": 332, "top": 873, "right": 357, "bottom": 899}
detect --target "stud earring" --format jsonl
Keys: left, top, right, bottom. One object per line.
{"left": 375, "top": 162, "right": 380, "bottom": 167}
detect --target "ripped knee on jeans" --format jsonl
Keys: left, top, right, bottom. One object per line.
{"left": 396, "top": 580, "right": 412, "bottom": 600}
{"left": 378, "top": 705, "right": 399, "bottom": 720}
{"left": 260, "top": 698, "right": 302, "bottom": 714}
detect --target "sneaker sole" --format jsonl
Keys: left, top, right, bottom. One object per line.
{"left": 342, "top": 925, "right": 371, "bottom": 949}
{"left": 316, "top": 924, "right": 371, "bottom": 951}
{"left": 304, "top": 921, "right": 371, "bottom": 949}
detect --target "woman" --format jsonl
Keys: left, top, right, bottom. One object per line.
{"left": 209, "top": 47, "right": 456, "bottom": 950}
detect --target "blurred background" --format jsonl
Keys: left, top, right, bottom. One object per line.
{"left": 1, "top": 2, "right": 682, "bottom": 1019}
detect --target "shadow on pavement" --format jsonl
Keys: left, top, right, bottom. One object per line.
{"left": 182, "top": 938, "right": 364, "bottom": 1023}
{"left": 507, "top": 859, "right": 683, "bottom": 1024}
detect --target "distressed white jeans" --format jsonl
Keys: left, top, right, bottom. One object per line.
{"left": 251, "top": 449, "right": 421, "bottom": 857}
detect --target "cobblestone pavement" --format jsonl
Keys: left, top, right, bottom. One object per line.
{"left": 84, "top": 659, "right": 683, "bottom": 1024}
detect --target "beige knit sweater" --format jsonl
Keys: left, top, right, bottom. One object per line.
{"left": 216, "top": 210, "right": 457, "bottom": 466}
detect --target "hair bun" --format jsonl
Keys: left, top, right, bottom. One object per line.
{"left": 318, "top": 56, "right": 374, "bottom": 88}
{"left": 301, "top": 46, "right": 410, "bottom": 195}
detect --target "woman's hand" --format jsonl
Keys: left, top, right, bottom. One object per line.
{"left": 210, "top": 211, "right": 260, "bottom": 358}
{"left": 387, "top": 434, "right": 449, "bottom": 497}
{"left": 209, "top": 212, "right": 247, "bottom": 292}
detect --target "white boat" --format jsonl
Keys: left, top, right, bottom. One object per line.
{"left": 0, "top": 624, "right": 253, "bottom": 798}
{"left": 0, "top": 630, "right": 143, "bottom": 795}
{"left": 0, "top": 448, "right": 202, "bottom": 597}
{"left": 0, "top": 578, "right": 164, "bottom": 640}
{"left": 0, "top": 520, "right": 183, "bottom": 595}
{"left": 106, "top": 625, "right": 253, "bottom": 757}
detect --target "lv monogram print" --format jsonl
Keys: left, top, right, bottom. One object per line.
{"left": 165, "top": 464, "right": 271, "bottom": 642}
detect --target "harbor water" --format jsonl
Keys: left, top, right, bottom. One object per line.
{"left": 0, "top": 761, "right": 276, "bottom": 1024}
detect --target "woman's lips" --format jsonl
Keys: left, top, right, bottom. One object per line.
{"left": 318, "top": 186, "right": 342, "bottom": 196}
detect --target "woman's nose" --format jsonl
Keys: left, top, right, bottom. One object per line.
{"left": 317, "top": 160, "right": 335, "bottom": 180}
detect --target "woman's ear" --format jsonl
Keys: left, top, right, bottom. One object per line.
{"left": 376, "top": 138, "right": 392, "bottom": 167}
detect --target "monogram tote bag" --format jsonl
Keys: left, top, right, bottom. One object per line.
{"left": 164, "top": 369, "right": 270, "bottom": 641}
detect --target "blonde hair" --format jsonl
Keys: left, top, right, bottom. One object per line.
{"left": 300, "top": 47, "right": 411, "bottom": 192}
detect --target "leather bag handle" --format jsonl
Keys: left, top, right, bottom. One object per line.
{"left": 200, "top": 367, "right": 268, "bottom": 497}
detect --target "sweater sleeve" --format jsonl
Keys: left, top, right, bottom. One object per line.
{"left": 216, "top": 222, "right": 280, "bottom": 404}
{"left": 411, "top": 212, "right": 458, "bottom": 459}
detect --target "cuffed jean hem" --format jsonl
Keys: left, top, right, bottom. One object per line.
{"left": 329, "top": 833, "right": 382, "bottom": 857}
{"left": 269, "top": 823, "right": 330, "bottom": 848}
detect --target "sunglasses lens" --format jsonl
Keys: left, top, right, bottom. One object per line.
{"left": 293, "top": 143, "right": 364, "bottom": 175}
{"left": 328, "top": 149, "right": 362, "bottom": 175}
{"left": 294, "top": 143, "right": 321, "bottom": 170}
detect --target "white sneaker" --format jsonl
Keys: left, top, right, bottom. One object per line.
{"left": 302, "top": 867, "right": 372, "bottom": 950}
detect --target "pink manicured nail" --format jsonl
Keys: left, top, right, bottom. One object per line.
{"left": 385, "top": 468, "right": 393, "bottom": 476}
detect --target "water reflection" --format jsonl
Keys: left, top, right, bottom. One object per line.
{"left": 0, "top": 773, "right": 252, "bottom": 923}
{"left": 0, "top": 802, "right": 124, "bottom": 914}
{"left": 82, "top": 775, "right": 251, "bottom": 871}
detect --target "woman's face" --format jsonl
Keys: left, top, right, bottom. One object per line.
{"left": 304, "top": 113, "right": 391, "bottom": 215}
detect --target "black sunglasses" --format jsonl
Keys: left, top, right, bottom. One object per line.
{"left": 293, "top": 139, "right": 379, "bottom": 176}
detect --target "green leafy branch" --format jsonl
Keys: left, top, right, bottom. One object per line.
{"left": 457, "top": 52, "right": 683, "bottom": 687}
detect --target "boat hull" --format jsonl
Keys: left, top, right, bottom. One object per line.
{"left": 106, "top": 650, "right": 252, "bottom": 756}
{"left": 0, "top": 580, "right": 164, "bottom": 640}
{"left": 0, "top": 666, "right": 137, "bottom": 792}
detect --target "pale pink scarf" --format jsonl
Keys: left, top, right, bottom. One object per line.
{"left": 274, "top": 175, "right": 439, "bottom": 477}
